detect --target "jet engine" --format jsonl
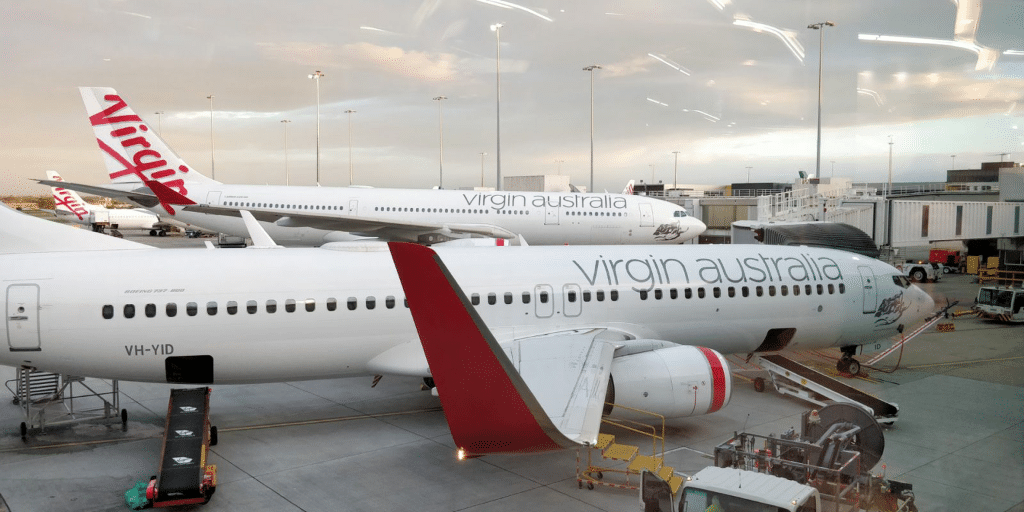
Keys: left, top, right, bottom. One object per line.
{"left": 606, "top": 345, "right": 732, "bottom": 419}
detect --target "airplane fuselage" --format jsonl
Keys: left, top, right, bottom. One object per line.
{"left": 1, "top": 245, "right": 933, "bottom": 384}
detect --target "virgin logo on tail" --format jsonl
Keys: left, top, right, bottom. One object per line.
{"left": 53, "top": 189, "right": 89, "bottom": 220}
{"left": 90, "top": 94, "right": 194, "bottom": 214}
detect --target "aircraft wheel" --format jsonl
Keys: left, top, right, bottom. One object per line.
{"left": 158, "top": 230, "right": 167, "bottom": 237}
{"left": 588, "top": 482, "right": 594, "bottom": 490}
{"left": 423, "top": 377, "right": 435, "bottom": 389}
{"left": 753, "top": 377, "right": 766, "bottom": 393}
{"left": 20, "top": 422, "right": 27, "bottom": 439}
{"left": 149, "top": 229, "right": 157, "bottom": 236}
{"left": 121, "top": 408, "right": 128, "bottom": 425}
{"left": 847, "top": 358, "right": 861, "bottom": 376}
{"left": 596, "top": 472, "right": 603, "bottom": 480}
{"left": 578, "top": 481, "right": 582, "bottom": 489}
{"left": 837, "top": 358, "right": 851, "bottom": 373}
{"left": 210, "top": 425, "right": 218, "bottom": 446}
{"left": 910, "top": 269, "right": 926, "bottom": 283}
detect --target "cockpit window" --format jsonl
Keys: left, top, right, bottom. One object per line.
{"left": 673, "top": 210, "right": 688, "bottom": 217}
{"left": 892, "top": 275, "right": 911, "bottom": 289}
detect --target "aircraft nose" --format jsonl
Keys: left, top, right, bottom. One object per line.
{"left": 912, "top": 284, "right": 935, "bottom": 320}
{"left": 689, "top": 216, "right": 707, "bottom": 237}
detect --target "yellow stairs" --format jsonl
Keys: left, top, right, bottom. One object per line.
{"left": 578, "top": 433, "right": 683, "bottom": 494}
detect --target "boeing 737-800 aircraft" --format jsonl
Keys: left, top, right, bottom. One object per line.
{"left": 1, "top": 204, "right": 933, "bottom": 444}
{"left": 46, "top": 170, "right": 178, "bottom": 236}
{"left": 39, "top": 87, "right": 705, "bottom": 246}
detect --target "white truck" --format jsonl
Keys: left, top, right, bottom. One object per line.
{"left": 895, "top": 260, "right": 941, "bottom": 283}
{"left": 975, "top": 285, "right": 1024, "bottom": 323}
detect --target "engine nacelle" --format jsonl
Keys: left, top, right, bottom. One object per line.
{"left": 606, "top": 345, "right": 732, "bottom": 419}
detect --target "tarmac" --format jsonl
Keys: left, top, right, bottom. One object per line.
{"left": 0, "top": 230, "right": 1022, "bottom": 511}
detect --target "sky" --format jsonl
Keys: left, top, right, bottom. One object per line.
{"left": 1, "top": 0, "right": 1023, "bottom": 196}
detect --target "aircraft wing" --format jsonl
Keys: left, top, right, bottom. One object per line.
{"left": 183, "top": 205, "right": 517, "bottom": 240}
{"left": 389, "top": 241, "right": 615, "bottom": 456}
{"left": 35, "top": 179, "right": 159, "bottom": 208}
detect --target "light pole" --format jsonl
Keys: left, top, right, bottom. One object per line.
{"left": 206, "top": 95, "right": 215, "bottom": 180}
{"left": 746, "top": 166, "right": 753, "bottom": 184}
{"left": 308, "top": 70, "right": 325, "bottom": 185}
{"left": 830, "top": 160, "right": 835, "bottom": 179}
{"left": 649, "top": 164, "right": 655, "bottom": 185}
{"left": 345, "top": 109, "right": 356, "bottom": 185}
{"left": 672, "top": 151, "right": 680, "bottom": 190}
{"left": 583, "top": 65, "right": 601, "bottom": 193}
{"left": 154, "top": 111, "right": 164, "bottom": 135}
{"left": 433, "top": 96, "right": 447, "bottom": 188}
{"left": 808, "top": 21, "right": 835, "bottom": 180}
{"left": 281, "top": 120, "right": 291, "bottom": 185}
{"left": 951, "top": 154, "right": 956, "bottom": 170}
{"left": 490, "top": 23, "right": 504, "bottom": 190}
{"left": 888, "top": 135, "right": 894, "bottom": 196}
{"left": 479, "top": 152, "right": 487, "bottom": 188}
{"left": 555, "top": 159, "right": 564, "bottom": 173}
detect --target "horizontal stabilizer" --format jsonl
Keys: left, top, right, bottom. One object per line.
{"left": 388, "top": 242, "right": 577, "bottom": 456}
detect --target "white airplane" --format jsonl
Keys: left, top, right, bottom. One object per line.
{"left": 39, "top": 87, "right": 705, "bottom": 247}
{"left": 1, "top": 203, "right": 934, "bottom": 448}
{"left": 46, "top": 170, "right": 176, "bottom": 236}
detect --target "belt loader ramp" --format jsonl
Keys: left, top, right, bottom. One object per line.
{"left": 124, "top": 387, "right": 218, "bottom": 509}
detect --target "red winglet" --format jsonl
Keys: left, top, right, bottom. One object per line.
{"left": 144, "top": 179, "right": 195, "bottom": 215}
{"left": 388, "top": 242, "right": 574, "bottom": 456}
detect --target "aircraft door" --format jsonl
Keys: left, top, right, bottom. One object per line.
{"left": 639, "top": 203, "right": 654, "bottom": 227}
{"left": 858, "top": 266, "right": 877, "bottom": 314}
{"left": 348, "top": 199, "right": 359, "bottom": 216}
{"left": 206, "top": 191, "right": 222, "bottom": 206}
{"left": 563, "top": 284, "right": 582, "bottom": 317}
{"left": 535, "top": 285, "right": 554, "bottom": 318}
{"left": 544, "top": 203, "right": 559, "bottom": 225}
{"left": 7, "top": 284, "right": 40, "bottom": 351}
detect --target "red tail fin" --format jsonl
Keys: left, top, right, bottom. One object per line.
{"left": 388, "top": 242, "right": 573, "bottom": 456}
{"left": 144, "top": 179, "right": 195, "bottom": 215}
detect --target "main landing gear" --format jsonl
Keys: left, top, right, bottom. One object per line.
{"left": 837, "top": 347, "right": 861, "bottom": 376}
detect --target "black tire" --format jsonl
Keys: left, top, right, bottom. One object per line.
{"left": 754, "top": 377, "right": 766, "bottom": 393}
{"left": 837, "top": 358, "right": 851, "bottom": 373}
{"left": 578, "top": 481, "right": 582, "bottom": 489}
{"left": 149, "top": 229, "right": 157, "bottom": 236}
{"left": 588, "top": 482, "right": 594, "bottom": 490}
{"left": 423, "top": 377, "right": 435, "bottom": 389}
{"left": 847, "top": 359, "right": 861, "bottom": 376}
{"left": 596, "top": 472, "right": 603, "bottom": 480}
{"left": 210, "top": 425, "right": 218, "bottom": 446}
{"left": 910, "top": 269, "right": 926, "bottom": 282}
{"left": 158, "top": 230, "right": 167, "bottom": 237}
{"left": 20, "top": 422, "right": 27, "bottom": 439}
{"left": 121, "top": 408, "right": 128, "bottom": 425}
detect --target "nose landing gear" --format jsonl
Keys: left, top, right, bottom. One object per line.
{"left": 837, "top": 347, "right": 861, "bottom": 375}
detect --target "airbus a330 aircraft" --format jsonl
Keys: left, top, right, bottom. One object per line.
{"left": 46, "top": 170, "right": 175, "bottom": 236}
{"left": 40, "top": 87, "right": 705, "bottom": 246}
{"left": 1, "top": 204, "right": 933, "bottom": 442}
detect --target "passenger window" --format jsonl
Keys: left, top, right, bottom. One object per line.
{"left": 246, "top": 300, "right": 257, "bottom": 314}
{"left": 385, "top": 296, "right": 396, "bottom": 309}
{"left": 505, "top": 292, "right": 514, "bottom": 304}
{"left": 145, "top": 303, "right": 156, "bottom": 318}
{"left": 596, "top": 290, "right": 605, "bottom": 302}
{"left": 769, "top": 286, "right": 776, "bottom": 297}
{"left": 713, "top": 287, "right": 721, "bottom": 298}
{"left": 685, "top": 288, "right": 693, "bottom": 299}
{"left": 805, "top": 285, "right": 813, "bottom": 295}
{"left": 828, "top": 284, "right": 835, "bottom": 295}
{"left": 366, "top": 297, "right": 376, "bottom": 310}
{"left": 522, "top": 292, "right": 531, "bottom": 304}
{"left": 540, "top": 291, "right": 549, "bottom": 303}
{"left": 639, "top": 290, "right": 648, "bottom": 300}
{"left": 347, "top": 297, "right": 357, "bottom": 311}
{"left": 266, "top": 300, "right": 277, "bottom": 314}
{"left": 285, "top": 299, "right": 296, "bottom": 313}
{"left": 305, "top": 299, "right": 315, "bottom": 312}
{"left": 728, "top": 287, "right": 735, "bottom": 298}
{"left": 166, "top": 303, "right": 177, "bottom": 317}
{"left": 471, "top": 293, "right": 480, "bottom": 306}
{"left": 670, "top": 288, "right": 678, "bottom": 299}
{"left": 488, "top": 293, "right": 497, "bottom": 305}
{"left": 654, "top": 289, "right": 663, "bottom": 300}
{"left": 103, "top": 305, "right": 114, "bottom": 319}
{"left": 186, "top": 302, "right": 198, "bottom": 316}
{"left": 781, "top": 285, "right": 788, "bottom": 297}
{"left": 793, "top": 285, "right": 801, "bottom": 296}
{"left": 742, "top": 287, "right": 749, "bottom": 297}
{"left": 567, "top": 291, "right": 577, "bottom": 302}
{"left": 610, "top": 290, "right": 618, "bottom": 301}
{"left": 207, "top": 301, "right": 217, "bottom": 315}
{"left": 327, "top": 298, "right": 337, "bottom": 311}
{"left": 583, "top": 290, "right": 591, "bottom": 302}
{"left": 839, "top": 283, "right": 846, "bottom": 294}
{"left": 404, "top": 299, "right": 409, "bottom": 308}
{"left": 124, "top": 304, "right": 135, "bottom": 318}
{"left": 756, "top": 286, "right": 764, "bottom": 297}
{"left": 698, "top": 288, "right": 706, "bottom": 299}
{"left": 817, "top": 284, "right": 824, "bottom": 295}
{"left": 227, "top": 301, "right": 237, "bottom": 315}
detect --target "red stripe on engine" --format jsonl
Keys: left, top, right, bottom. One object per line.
{"left": 697, "top": 347, "right": 726, "bottom": 413}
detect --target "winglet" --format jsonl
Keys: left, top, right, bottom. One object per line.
{"left": 144, "top": 179, "right": 195, "bottom": 215}
{"left": 239, "top": 210, "right": 281, "bottom": 248}
{"left": 387, "top": 242, "right": 576, "bottom": 456}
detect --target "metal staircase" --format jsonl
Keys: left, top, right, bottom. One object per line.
{"left": 5, "top": 366, "right": 124, "bottom": 438}
{"left": 576, "top": 406, "right": 684, "bottom": 495}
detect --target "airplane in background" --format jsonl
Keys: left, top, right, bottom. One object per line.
{"left": 46, "top": 170, "right": 177, "bottom": 236}
{"left": 39, "top": 87, "right": 705, "bottom": 247}
{"left": 1, "top": 203, "right": 934, "bottom": 444}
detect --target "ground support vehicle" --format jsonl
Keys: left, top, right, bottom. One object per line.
{"left": 975, "top": 285, "right": 1024, "bottom": 323}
